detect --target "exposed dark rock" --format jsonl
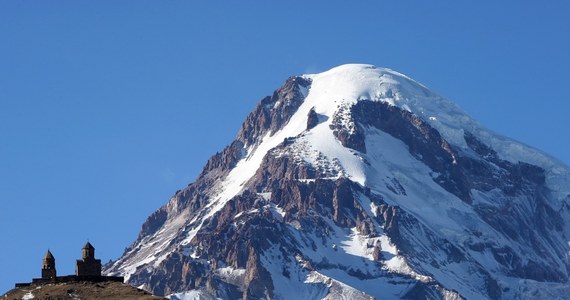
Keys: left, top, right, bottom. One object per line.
{"left": 200, "top": 140, "right": 245, "bottom": 180}
{"left": 464, "top": 131, "right": 498, "bottom": 159}
{"left": 237, "top": 76, "right": 311, "bottom": 147}
{"left": 244, "top": 247, "right": 274, "bottom": 300}
{"left": 330, "top": 105, "right": 366, "bottom": 153}
{"left": 139, "top": 208, "right": 168, "bottom": 239}
{"left": 307, "top": 107, "right": 319, "bottom": 130}
{"left": 402, "top": 282, "right": 455, "bottom": 300}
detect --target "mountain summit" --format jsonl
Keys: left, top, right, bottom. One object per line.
{"left": 105, "top": 64, "right": 570, "bottom": 299}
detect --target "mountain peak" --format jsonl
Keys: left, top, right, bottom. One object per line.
{"left": 303, "top": 65, "right": 568, "bottom": 180}
{"left": 106, "top": 65, "right": 570, "bottom": 299}
{"left": 303, "top": 64, "right": 436, "bottom": 113}
{"left": 302, "top": 64, "right": 472, "bottom": 156}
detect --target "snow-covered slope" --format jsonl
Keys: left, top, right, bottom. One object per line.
{"left": 106, "top": 64, "right": 570, "bottom": 299}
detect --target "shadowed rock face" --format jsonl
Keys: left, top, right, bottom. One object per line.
{"left": 347, "top": 101, "right": 565, "bottom": 283}
{"left": 106, "top": 70, "right": 570, "bottom": 300}
{"left": 237, "top": 76, "right": 311, "bottom": 147}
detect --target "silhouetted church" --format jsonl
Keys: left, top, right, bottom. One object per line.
{"left": 16, "top": 242, "right": 123, "bottom": 287}
{"left": 41, "top": 250, "right": 56, "bottom": 280}
{"left": 76, "top": 242, "right": 102, "bottom": 276}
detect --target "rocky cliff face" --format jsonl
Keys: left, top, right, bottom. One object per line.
{"left": 105, "top": 64, "right": 570, "bottom": 299}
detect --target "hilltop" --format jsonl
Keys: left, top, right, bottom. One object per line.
{"left": 2, "top": 280, "right": 166, "bottom": 300}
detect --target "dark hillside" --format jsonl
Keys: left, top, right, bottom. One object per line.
{"left": 2, "top": 281, "right": 166, "bottom": 300}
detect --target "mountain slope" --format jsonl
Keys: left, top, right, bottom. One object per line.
{"left": 105, "top": 64, "right": 570, "bottom": 299}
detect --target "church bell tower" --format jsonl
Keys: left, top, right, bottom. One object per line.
{"left": 41, "top": 250, "right": 57, "bottom": 280}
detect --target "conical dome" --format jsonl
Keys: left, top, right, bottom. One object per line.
{"left": 43, "top": 250, "right": 54, "bottom": 260}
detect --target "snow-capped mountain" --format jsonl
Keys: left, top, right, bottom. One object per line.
{"left": 105, "top": 64, "right": 570, "bottom": 299}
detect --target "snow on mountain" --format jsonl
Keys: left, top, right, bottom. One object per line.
{"left": 105, "top": 64, "right": 570, "bottom": 299}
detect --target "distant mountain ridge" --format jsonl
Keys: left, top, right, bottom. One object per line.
{"left": 105, "top": 64, "right": 570, "bottom": 299}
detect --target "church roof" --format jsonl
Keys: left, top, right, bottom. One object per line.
{"left": 44, "top": 250, "right": 54, "bottom": 260}
{"left": 83, "top": 242, "right": 94, "bottom": 250}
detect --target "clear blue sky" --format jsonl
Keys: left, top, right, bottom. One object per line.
{"left": 1, "top": 1, "right": 569, "bottom": 293}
